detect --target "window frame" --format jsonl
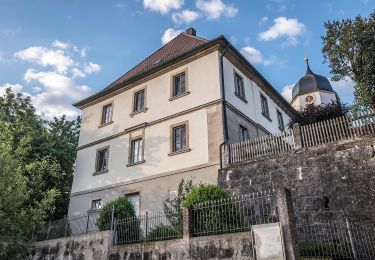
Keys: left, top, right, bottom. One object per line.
{"left": 260, "top": 94, "right": 271, "bottom": 120}
{"left": 169, "top": 121, "right": 190, "bottom": 155}
{"left": 94, "top": 146, "right": 110, "bottom": 175}
{"left": 99, "top": 101, "right": 114, "bottom": 127}
{"left": 125, "top": 192, "right": 141, "bottom": 216}
{"left": 130, "top": 87, "right": 147, "bottom": 117}
{"left": 239, "top": 125, "right": 249, "bottom": 142}
{"left": 91, "top": 199, "right": 102, "bottom": 211}
{"left": 276, "top": 109, "right": 285, "bottom": 131}
{"left": 233, "top": 71, "right": 247, "bottom": 103}
{"left": 169, "top": 69, "right": 190, "bottom": 101}
{"left": 127, "top": 131, "right": 145, "bottom": 167}
{"left": 129, "top": 138, "right": 143, "bottom": 164}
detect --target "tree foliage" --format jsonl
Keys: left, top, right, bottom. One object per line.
{"left": 322, "top": 10, "right": 375, "bottom": 108}
{"left": 163, "top": 179, "right": 194, "bottom": 226}
{"left": 182, "top": 184, "right": 230, "bottom": 208}
{"left": 289, "top": 101, "right": 351, "bottom": 127}
{"left": 0, "top": 88, "right": 80, "bottom": 258}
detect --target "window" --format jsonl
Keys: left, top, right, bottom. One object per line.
{"left": 239, "top": 126, "right": 249, "bottom": 142}
{"left": 133, "top": 90, "right": 145, "bottom": 112}
{"left": 130, "top": 138, "right": 143, "bottom": 163}
{"left": 260, "top": 94, "right": 270, "bottom": 118}
{"left": 172, "top": 124, "right": 187, "bottom": 153}
{"left": 277, "top": 110, "right": 285, "bottom": 131}
{"left": 172, "top": 72, "right": 186, "bottom": 97}
{"left": 101, "top": 103, "right": 113, "bottom": 126}
{"left": 95, "top": 147, "right": 109, "bottom": 173}
{"left": 234, "top": 73, "right": 246, "bottom": 100}
{"left": 126, "top": 193, "right": 140, "bottom": 216}
{"left": 91, "top": 199, "right": 102, "bottom": 210}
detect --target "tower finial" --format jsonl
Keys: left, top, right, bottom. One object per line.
{"left": 304, "top": 56, "right": 312, "bottom": 74}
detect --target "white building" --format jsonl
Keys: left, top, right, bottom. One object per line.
{"left": 291, "top": 58, "right": 339, "bottom": 110}
{"left": 68, "top": 28, "right": 295, "bottom": 216}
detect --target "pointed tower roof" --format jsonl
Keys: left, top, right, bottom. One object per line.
{"left": 292, "top": 57, "right": 334, "bottom": 100}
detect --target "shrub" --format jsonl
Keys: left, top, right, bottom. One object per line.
{"left": 182, "top": 185, "right": 246, "bottom": 235}
{"left": 97, "top": 197, "right": 137, "bottom": 230}
{"left": 163, "top": 179, "right": 194, "bottom": 227}
{"left": 147, "top": 224, "right": 182, "bottom": 241}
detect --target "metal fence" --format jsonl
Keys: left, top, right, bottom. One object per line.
{"left": 34, "top": 208, "right": 114, "bottom": 241}
{"left": 301, "top": 109, "right": 375, "bottom": 148}
{"left": 115, "top": 212, "right": 182, "bottom": 245}
{"left": 297, "top": 219, "right": 375, "bottom": 259}
{"left": 191, "top": 190, "right": 278, "bottom": 237}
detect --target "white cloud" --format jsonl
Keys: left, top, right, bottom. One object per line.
{"left": 52, "top": 40, "right": 71, "bottom": 50}
{"left": 259, "top": 16, "right": 268, "bottom": 26}
{"left": 281, "top": 84, "right": 294, "bottom": 102}
{"left": 241, "top": 46, "right": 277, "bottom": 67}
{"left": 330, "top": 77, "right": 355, "bottom": 104}
{"left": 259, "top": 17, "right": 306, "bottom": 46}
{"left": 14, "top": 47, "right": 75, "bottom": 73}
{"left": 9, "top": 41, "right": 99, "bottom": 119}
{"left": 84, "top": 62, "right": 101, "bottom": 74}
{"left": 161, "top": 28, "right": 183, "bottom": 45}
{"left": 196, "top": 0, "right": 238, "bottom": 20}
{"left": 266, "top": 0, "right": 287, "bottom": 11}
{"left": 143, "top": 0, "right": 184, "bottom": 14}
{"left": 172, "top": 10, "right": 200, "bottom": 24}
{"left": 0, "top": 83, "right": 25, "bottom": 96}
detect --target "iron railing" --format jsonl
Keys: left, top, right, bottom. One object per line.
{"left": 297, "top": 219, "right": 375, "bottom": 259}
{"left": 191, "top": 190, "right": 278, "bottom": 237}
{"left": 34, "top": 207, "right": 114, "bottom": 241}
{"left": 115, "top": 212, "right": 182, "bottom": 245}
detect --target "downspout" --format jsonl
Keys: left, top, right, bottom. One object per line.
{"left": 219, "top": 43, "right": 232, "bottom": 169}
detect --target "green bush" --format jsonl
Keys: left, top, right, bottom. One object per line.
{"left": 97, "top": 197, "right": 137, "bottom": 230}
{"left": 181, "top": 184, "right": 230, "bottom": 208}
{"left": 147, "top": 224, "right": 182, "bottom": 241}
{"left": 182, "top": 185, "right": 247, "bottom": 235}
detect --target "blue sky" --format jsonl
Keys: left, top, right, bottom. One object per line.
{"left": 0, "top": 0, "right": 374, "bottom": 119}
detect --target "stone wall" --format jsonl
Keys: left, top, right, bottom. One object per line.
{"left": 218, "top": 135, "right": 375, "bottom": 223}
{"left": 28, "top": 231, "right": 113, "bottom": 260}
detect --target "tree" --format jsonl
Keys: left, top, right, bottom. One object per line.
{"left": 163, "top": 179, "right": 194, "bottom": 226}
{"left": 322, "top": 10, "right": 375, "bottom": 108}
{"left": 289, "top": 101, "right": 351, "bottom": 127}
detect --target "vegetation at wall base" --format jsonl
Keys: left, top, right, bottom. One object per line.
{"left": 147, "top": 224, "right": 182, "bottom": 241}
{"left": 0, "top": 89, "right": 80, "bottom": 259}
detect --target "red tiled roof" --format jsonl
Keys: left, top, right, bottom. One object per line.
{"left": 106, "top": 33, "right": 208, "bottom": 89}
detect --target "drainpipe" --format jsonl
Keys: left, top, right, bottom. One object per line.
{"left": 219, "top": 42, "right": 232, "bottom": 169}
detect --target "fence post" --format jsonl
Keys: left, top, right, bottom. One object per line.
{"left": 292, "top": 123, "right": 302, "bottom": 149}
{"left": 182, "top": 207, "right": 192, "bottom": 241}
{"left": 145, "top": 211, "right": 149, "bottom": 242}
{"left": 276, "top": 187, "right": 300, "bottom": 260}
{"left": 64, "top": 215, "right": 68, "bottom": 237}
{"left": 46, "top": 220, "right": 51, "bottom": 240}
{"left": 346, "top": 218, "right": 358, "bottom": 259}
{"left": 86, "top": 210, "right": 91, "bottom": 234}
{"left": 110, "top": 205, "right": 115, "bottom": 230}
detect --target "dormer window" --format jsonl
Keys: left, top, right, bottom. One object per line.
{"left": 100, "top": 102, "right": 113, "bottom": 126}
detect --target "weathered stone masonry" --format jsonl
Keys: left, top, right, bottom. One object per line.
{"left": 219, "top": 134, "right": 375, "bottom": 223}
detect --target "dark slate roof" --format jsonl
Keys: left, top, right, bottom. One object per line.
{"left": 292, "top": 62, "right": 334, "bottom": 99}
{"left": 105, "top": 33, "right": 208, "bottom": 90}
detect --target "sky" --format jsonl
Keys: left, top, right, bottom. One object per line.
{"left": 0, "top": 0, "right": 374, "bottom": 120}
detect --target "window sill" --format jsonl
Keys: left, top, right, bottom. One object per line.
{"left": 262, "top": 113, "right": 272, "bottom": 122}
{"left": 127, "top": 160, "right": 145, "bottom": 167}
{"left": 93, "top": 169, "right": 109, "bottom": 176}
{"left": 234, "top": 92, "right": 248, "bottom": 104}
{"left": 130, "top": 108, "right": 148, "bottom": 118}
{"left": 98, "top": 121, "right": 113, "bottom": 128}
{"left": 169, "top": 91, "right": 190, "bottom": 101}
{"left": 168, "top": 148, "right": 191, "bottom": 156}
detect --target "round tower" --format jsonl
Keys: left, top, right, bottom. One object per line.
{"left": 291, "top": 58, "right": 339, "bottom": 110}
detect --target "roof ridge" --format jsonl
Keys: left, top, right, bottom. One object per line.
{"left": 181, "top": 32, "right": 209, "bottom": 42}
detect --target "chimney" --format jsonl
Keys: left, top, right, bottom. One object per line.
{"left": 186, "top": 28, "right": 196, "bottom": 36}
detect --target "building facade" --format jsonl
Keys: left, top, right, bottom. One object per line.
{"left": 68, "top": 29, "right": 295, "bottom": 217}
